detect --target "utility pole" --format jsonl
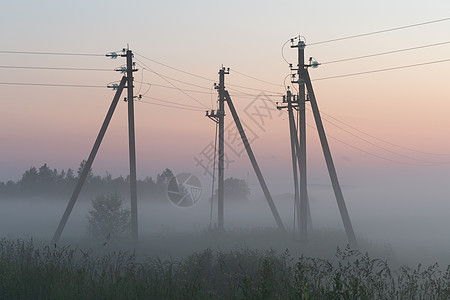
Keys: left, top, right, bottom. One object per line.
{"left": 206, "top": 67, "right": 285, "bottom": 231}
{"left": 289, "top": 38, "right": 357, "bottom": 247}
{"left": 286, "top": 89, "right": 301, "bottom": 237}
{"left": 217, "top": 67, "right": 228, "bottom": 231}
{"left": 52, "top": 48, "right": 140, "bottom": 245}
{"left": 277, "top": 89, "right": 304, "bottom": 238}
{"left": 291, "top": 40, "right": 309, "bottom": 242}
{"left": 125, "top": 49, "right": 139, "bottom": 245}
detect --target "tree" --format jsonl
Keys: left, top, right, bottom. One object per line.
{"left": 156, "top": 168, "right": 174, "bottom": 185}
{"left": 38, "top": 163, "right": 55, "bottom": 186}
{"left": 87, "top": 193, "right": 131, "bottom": 239}
{"left": 77, "top": 160, "right": 93, "bottom": 182}
{"left": 19, "top": 166, "right": 39, "bottom": 192}
{"left": 214, "top": 177, "right": 251, "bottom": 202}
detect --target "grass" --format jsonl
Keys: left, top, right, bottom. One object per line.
{"left": 0, "top": 236, "right": 449, "bottom": 299}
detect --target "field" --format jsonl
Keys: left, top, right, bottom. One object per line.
{"left": 1, "top": 229, "right": 449, "bottom": 299}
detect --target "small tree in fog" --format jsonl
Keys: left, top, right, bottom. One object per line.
{"left": 213, "top": 177, "right": 251, "bottom": 202}
{"left": 87, "top": 193, "right": 131, "bottom": 239}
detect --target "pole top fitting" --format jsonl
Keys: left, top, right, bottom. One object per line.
{"left": 290, "top": 36, "right": 307, "bottom": 48}
{"left": 219, "top": 66, "right": 230, "bottom": 74}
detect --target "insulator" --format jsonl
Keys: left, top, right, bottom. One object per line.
{"left": 114, "top": 66, "right": 127, "bottom": 74}
{"left": 106, "top": 52, "right": 118, "bottom": 59}
{"left": 107, "top": 83, "right": 119, "bottom": 90}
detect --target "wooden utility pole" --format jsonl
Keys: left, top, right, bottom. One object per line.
{"left": 126, "top": 49, "right": 138, "bottom": 245}
{"left": 52, "top": 48, "right": 140, "bottom": 245}
{"left": 291, "top": 40, "right": 309, "bottom": 242}
{"left": 206, "top": 68, "right": 285, "bottom": 231}
{"left": 217, "top": 67, "right": 228, "bottom": 231}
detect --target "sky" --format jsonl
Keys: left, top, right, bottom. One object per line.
{"left": 0, "top": 0, "right": 449, "bottom": 200}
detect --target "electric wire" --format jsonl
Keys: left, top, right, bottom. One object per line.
{"left": 314, "top": 107, "right": 450, "bottom": 164}
{"left": 280, "top": 109, "right": 446, "bottom": 166}
{"left": 140, "top": 95, "right": 205, "bottom": 110}
{"left": 226, "top": 86, "right": 280, "bottom": 98}
{"left": 0, "top": 65, "right": 112, "bottom": 71}
{"left": 134, "top": 81, "right": 212, "bottom": 95}
{"left": 139, "top": 66, "right": 211, "bottom": 90}
{"left": 321, "top": 41, "right": 450, "bottom": 65}
{"left": 283, "top": 73, "right": 292, "bottom": 92}
{"left": 308, "top": 17, "right": 450, "bottom": 46}
{"left": 304, "top": 122, "right": 440, "bottom": 166}
{"left": 281, "top": 38, "right": 295, "bottom": 66}
{"left": 210, "top": 84, "right": 216, "bottom": 109}
{"left": 134, "top": 51, "right": 215, "bottom": 82}
{"left": 138, "top": 100, "right": 204, "bottom": 112}
{"left": 318, "top": 109, "right": 450, "bottom": 156}
{"left": 134, "top": 57, "right": 210, "bottom": 109}
{"left": 136, "top": 66, "right": 145, "bottom": 95}
{"left": 231, "top": 68, "right": 284, "bottom": 87}
{"left": 313, "top": 58, "right": 450, "bottom": 81}
{"left": 226, "top": 82, "right": 283, "bottom": 95}
{"left": 0, "top": 82, "right": 105, "bottom": 88}
{"left": 135, "top": 51, "right": 283, "bottom": 95}
{"left": 0, "top": 50, "right": 104, "bottom": 56}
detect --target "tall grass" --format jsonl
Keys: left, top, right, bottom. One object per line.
{"left": 0, "top": 238, "right": 449, "bottom": 299}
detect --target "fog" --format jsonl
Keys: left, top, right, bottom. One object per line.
{"left": 1, "top": 174, "right": 449, "bottom": 268}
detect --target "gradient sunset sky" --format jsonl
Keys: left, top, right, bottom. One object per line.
{"left": 1, "top": 0, "right": 449, "bottom": 198}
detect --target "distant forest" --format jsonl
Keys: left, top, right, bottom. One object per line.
{"left": 0, "top": 162, "right": 250, "bottom": 202}
{"left": 0, "top": 161, "right": 175, "bottom": 202}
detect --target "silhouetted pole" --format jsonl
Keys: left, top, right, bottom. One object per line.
{"left": 292, "top": 40, "right": 310, "bottom": 241}
{"left": 285, "top": 89, "right": 301, "bottom": 235}
{"left": 51, "top": 76, "right": 127, "bottom": 244}
{"left": 303, "top": 69, "right": 357, "bottom": 248}
{"left": 125, "top": 50, "right": 139, "bottom": 245}
{"left": 217, "top": 67, "right": 228, "bottom": 231}
{"left": 224, "top": 91, "right": 285, "bottom": 230}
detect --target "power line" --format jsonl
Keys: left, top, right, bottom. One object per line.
{"left": 318, "top": 109, "right": 450, "bottom": 156}
{"left": 134, "top": 51, "right": 215, "bottom": 82}
{"left": 313, "top": 58, "right": 450, "bottom": 81}
{"left": 322, "top": 41, "right": 450, "bottom": 65}
{"left": 138, "top": 65, "right": 211, "bottom": 90}
{"left": 231, "top": 68, "right": 284, "bottom": 87}
{"left": 136, "top": 51, "right": 283, "bottom": 94}
{"left": 305, "top": 122, "right": 442, "bottom": 166}
{"left": 316, "top": 108, "right": 450, "bottom": 164}
{"left": 134, "top": 81, "right": 212, "bottom": 95}
{"left": 0, "top": 50, "right": 104, "bottom": 57}
{"left": 308, "top": 17, "right": 450, "bottom": 46}
{"left": 141, "top": 95, "right": 205, "bottom": 110}
{"left": 0, "top": 65, "right": 112, "bottom": 71}
{"left": 0, "top": 82, "right": 104, "bottom": 88}
{"left": 226, "top": 82, "right": 283, "bottom": 94}
{"left": 134, "top": 57, "right": 209, "bottom": 109}
{"left": 138, "top": 100, "right": 204, "bottom": 112}
{"left": 280, "top": 108, "right": 449, "bottom": 165}
{"left": 281, "top": 38, "right": 293, "bottom": 66}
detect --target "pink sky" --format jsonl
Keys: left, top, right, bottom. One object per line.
{"left": 0, "top": 1, "right": 449, "bottom": 192}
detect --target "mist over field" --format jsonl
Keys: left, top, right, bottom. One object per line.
{"left": 1, "top": 172, "right": 449, "bottom": 268}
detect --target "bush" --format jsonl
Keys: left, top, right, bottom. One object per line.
{"left": 87, "top": 193, "right": 131, "bottom": 239}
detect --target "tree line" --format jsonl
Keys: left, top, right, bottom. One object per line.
{"left": 0, "top": 162, "right": 251, "bottom": 202}
{"left": 0, "top": 161, "right": 175, "bottom": 202}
